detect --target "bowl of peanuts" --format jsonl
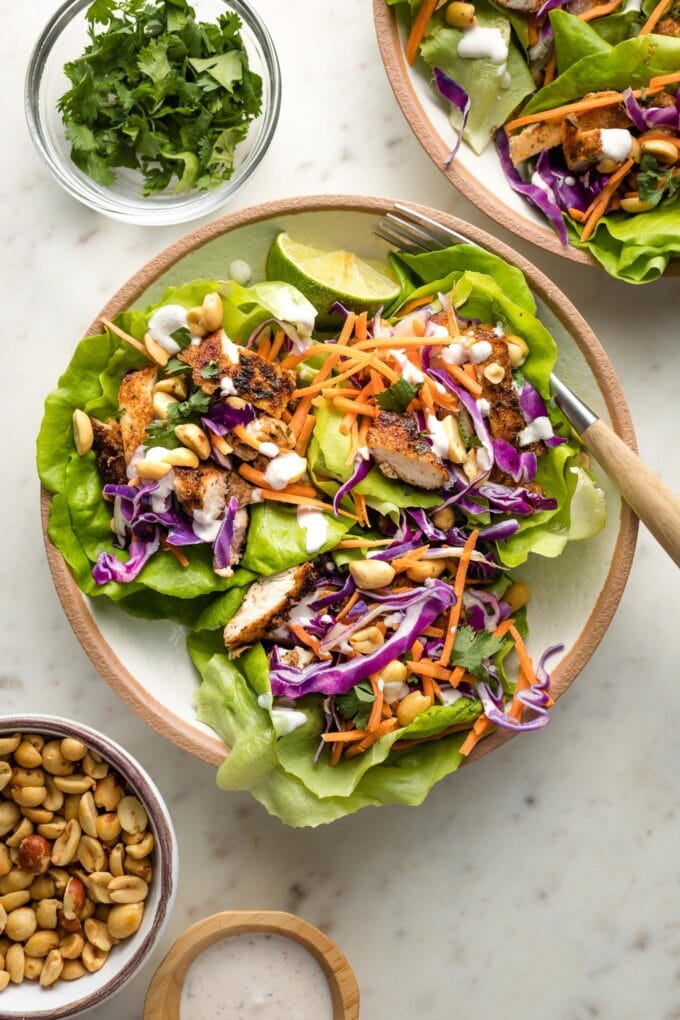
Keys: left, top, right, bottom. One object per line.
{"left": 0, "top": 716, "right": 177, "bottom": 1017}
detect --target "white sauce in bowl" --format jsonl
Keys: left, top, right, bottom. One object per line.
{"left": 180, "top": 933, "right": 333, "bottom": 1019}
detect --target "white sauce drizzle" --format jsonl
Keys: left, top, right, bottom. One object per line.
{"left": 296, "top": 507, "right": 329, "bottom": 554}
{"left": 469, "top": 340, "right": 493, "bottom": 364}
{"left": 180, "top": 934, "right": 333, "bottom": 1019}
{"left": 439, "top": 687, "right": 464, "bottom": 706}
{"left": 229, "top": 259, "right": 252, "bottom": 286}
{"left": 263, "top": 451, "right": 307, "bottom": 490}
{"left": 441, "top": 341, "right": 468, "bottom": 366}
{"left": 531, "top": 172, "right": 554, "bottom": 197}
{"left": 271, "top": 707, "right": 308, "bottom": 735}
{"left": 220, "top": 333, "right": 241, "bottom": 365}
{"left": 457, "top": 25, "right": 509, "bottom": 65}
{"left": 259, "top": 442, "right": 280, "bottom": 460}
{"left": 147, "top": 305, "right": 190, "bottom": 354}
{"left": 191, "top": 510, "right": 222, "bottom": 543}
{"left": 518, "top": 416, "right": 554, "bottom": 447}
{"left": 220, "top": 376, "right": 237, "bottom": 396}
{"left": 600, "top": 129, "right": 633, "bottom": 163}
{"left": 388, "top": 348, "right": 425, "bottom": 384}
{"left": 426, "top": 413, "right": 450, "bottom": 461}
{"left": 477, "top": 398, "right": 491, "bottom": 417}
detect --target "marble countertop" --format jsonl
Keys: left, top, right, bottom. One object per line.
{"left": 3, "top": 0, "right": 680, "bottom": 1017}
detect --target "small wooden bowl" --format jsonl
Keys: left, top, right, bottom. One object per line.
{"left": 144, "top": 910, "right": 360, "bottom": 1019}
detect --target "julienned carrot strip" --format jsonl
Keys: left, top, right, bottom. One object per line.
{"left": 406, "top": 660, "right": 454, "bottom": 682}
{"left": 332, "top": 397, "right": 379, "bottom": 417}
{"left": 337, "top": 538, "right": 392, "bottom": 549}
{"left": 447, "top": 282, "right": 460, "bottom": 339}
{"left": 439, "top": 529, "right": 479, "bottom": 667}
{"left": 259, "top": 489, "right": 360, "bottom": 521}
{"left": 579, "top": 0, "right": 623, "bottom": 19}
{"left": 258, "top": 336, "right": 271, "bottom": 360}
{"left": 354, "top": 492, "right": 368, "bottom": 528}
{"left": 444, "top": 363, "right": 483, "bottom": 397}
{"left": 288, "top": 622, "right": 331, "bottom": 661}
{"left": 381, "top": 702, "right": 393, "bottom": 719}
{"left": 336, "top": 591, "right": 360, "bottom": 623}
{"left": 160, "top": 537, "right": 189, "bottom": 568}
{"left": 527, "top": 18, "right": 538, "bottom": 45}
{"left": 406, "top": 0, "right": 437, "bottom": 64}
{"left": 237, "top": 464, "right": 317, "bottom": 498}
{"left": 422, "top": 675, "right": 435, "bottom": 700}
{"left": 231, "top": 425, "right": 261, "bottom": 451}
{"left": 279, "top": 339, "right": 360, "bottom": 370}
{"left": 295, "top": 415, "right": 316, "bottom": 457}
{"left": 568, "top": 207, "right": 587, "bottom": 223}
{"left": 293, "top": 353, "right": 373, "bottom": 397}
{"left": 639, "top": 0, "right": 671, "bottom": 33}
{"left": 450, "top": 665, "right": 466, "bottom": 688}
{"left": 493, "top": 618, "right": 516, "bottom": 639}
{"left": 422, "top": 626, "right": 444, "bottom": 638}
{"left": 411, "top": 640, "right": 424, "bottom": 662}
{"left": 367, "top": 676, "right": 384, "bottom": 732}
{"left": 505, "top": 73, "right": 680, "bottom": 132}
{"left": 543, "top": 51, "right": 556, "bottom": 86}
{"left": 330, "top": 741, "right": 343, "bottom": 766}
{"left": 370, "top": 368, "right": 386, "bottom": 395}
{"left": 459, "top": 716, "right": 493, "bottom": 757}
{"left": 355, "top": 311, "right": 368, "bottom": 342}
{"left": 268, "top": 329, "right": 285, "bottom": 362}
{"left": 320, "top": 387, "right": 361, "bottom": 398}
{"left": 322, "top": 729, "right": 367, "bottom": 743}
{"left": 346, "top": 718, "right": 398, "bottom": 756}
{"left": 580, "top": 159, "right": 634, "bottom": 242}
{"left": 399, "top": 293, "right": 434, "bottom": 316}
{"left": 353, "top": 337, "right": 454, "bottom": 351}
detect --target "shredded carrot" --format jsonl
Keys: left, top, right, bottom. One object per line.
{"left": 280, "top": 339, "right": 360, "bottom": 370}
{"left": 336, "top": 591, "right": 360, "bottom": 623}
{"left": 493, "top": 618, "right": 516, "bottom": 640}
{"left": 422, "top": 626, "right": 444, "bottom": 638}
{"left": 355, "top": 311, "right": 368, "bottom": 342}
{"left": 258, "top": 489, "right": 360, "bottom": 521}
{"left": 322, "top": 729, "right": 367, "bottom": 744}
{"left": 258, "top": 335, "right": 271, "bottom": 360}
{"left": 459, "top": 716, "right": 493, "bottom": 757}
{"left": 422, "top": 676, "right": 435, "bottom": 700}
{"left": 231, "top": 425, "right": 261, "bottom": 451}
{"left": 370, "top": 368, "right": 386, "bottom": 395}
{"left": 332, "top": 396, "right": 378, "bottom": 418}
{"left": 638, "top": 131, "right": 680, "bottom": 148}
{"left": 238, "top": 464, "right": 318, "bottom": 497}
{"left": 367, "top": 676, "right": 384, "bottom": 732}
{"left": 464, "top": 362, "right": 478, "bottom": 383}
{"left": 568, "top": 207, "right": 587, "bottom": 222}
{"left": 288, "top": 622, "right": 331, "bottom": 661}
{"left": 411, "top": 639, "right": 424, "bottom": 662}
{"left": 506, "top": 73, "right": 680, "bottom": 132}
{"left": 527, "top": 18, "right": 538, "bottom": 45}
{"left": 579, "top": 0, "right": 623, "bottom": 19}
{"left": 353, "top": 336, "right": 454, "bottom": 352}
{"left": 293, "top": 354, "right": 372, "bottom": 397}
{"left": 337, "top": 538, "right": 392, "bottom": 549}
{"left": 406, "top": 0, "right": 438, "bottom": 64}
{"left": 443, "top": 362, "right": 483, "bottom": 397}
{"left": 639, "top": 0, "right": 671, "bottom": 33}
{"left": 330, "top": 741, "right": 343, "bottom": 766}
{"left": 407, "top": 660, "right": 455, "bottom": 682}
{"left": 160, "top": 537, "right": 189, "bottom": 568}
{"left": 399, "top": 293, "right": 434, "bottom": 316}
{"left": 449, "top": 665, "right": 466, "bottom": 688}
{"left": 354, "top": 492, "right": 368, "bottom": 528}
{"left": 268, "top": 329, "right": 285, "bottom": 362}
{"left": 439, "top": 530, "right": 479, "bottom": 667}
{"left": 320, "top": 387, "right": 361, "bottom": 398}
{"left": 345, "top": 718, "right": 398, "bottom": 757}
{"left": 580, "top": 159, "right": 634, "bottom": 242}
{"left": 447, "top": 281, "right": 460, "bottom": 339}
{"left": 100, "top": 318, "right": 152, "bottom": 360}
{"left": 381, "top": 702, "right": 393, "bottom": 719}
{"left": 295, "top": 415, "right": 316, "bottom": 457}
{"left": 390, "top": 546, "right": 431, "bottom": 572}
{"left": 543, "top": 51, "right": 557, "bottom": 86}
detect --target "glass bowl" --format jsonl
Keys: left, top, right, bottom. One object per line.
{"left": 25, "top": 0, "right": 281, "bottom": 225}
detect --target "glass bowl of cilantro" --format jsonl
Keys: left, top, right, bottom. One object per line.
{"left": 25, "top": 0, "right": 281, "bottom": 224}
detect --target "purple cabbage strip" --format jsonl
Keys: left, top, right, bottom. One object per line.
{"left": 201, "top": 401, "right": 255, "bottom": 436}
{"left": 431, "top": 370, "right": 494, "bottom": 471}
{"left": 478, "top": 519, "right": 520, "bottom": 542}
{"left": 534, "top": 150, "right": 609, "bottom": 215}
{"left": 493, "top": 439, "right": 537, "bottom": 484}
{"left": 478, "top": 481, "right": 557, "bottom": 514}
{"left": 536, "top": 0, "right": 569, "bottom": 18}
{"left": 332, "top": 453, "right": 373, "bottom": 515}
{"left": 92, "top": 534, "right": 160, "bottom": 585}
{"left": 214, "top": 497, "right": 239, "bottom": 571}
{"left": 496, "top": 130, "right": 569, "bottom": 246}
{"left": 270, "top": 581, "right": 455, "bottom": 698}
{"left": 463, "top": 589, "right": 503, "bottom": 632}
{"left": 433, "top": 68, "right": 471, "bottom": 165}
{"left": 310, "top": 574, "right": 356, "bottom": 612}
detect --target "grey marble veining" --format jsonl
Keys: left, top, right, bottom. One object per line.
{"left": 2, "top": 0, "right": 679, "bottom": 1017}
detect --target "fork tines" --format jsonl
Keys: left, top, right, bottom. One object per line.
{"left": 375, "top": 203, "right": 482, "bottom": 253}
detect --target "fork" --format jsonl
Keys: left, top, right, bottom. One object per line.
{"left": 375, "top": 203, "right": 680, "bottom": 567}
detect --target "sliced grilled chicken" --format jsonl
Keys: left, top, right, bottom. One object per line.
{"left": 174, "top": 464, "right": 256, "bottom": 518}
{"left": 367, "top": 412, "right": 449, "bottom": 490}
{"left": 279, "top": 646, "right": 316, "bottom": 669}
{"left": 230, "top": 413, "right": 296, "bottom": 462}
{"left": 179, "top": 330, "right": 295, "bottom": 418}
{"left": 118, "top": 366, "right": 157, "bottom": 462}
{"left": 508, "top": 99, "right": 629, "bottom": 166}
{"left": 223, "top": 562, "right": 317, "bottom": 654}
{"left": 90, "top": 418, "right": 128, "bottom": 486}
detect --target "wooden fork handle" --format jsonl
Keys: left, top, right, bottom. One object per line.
{"left": 582, "top": 418, "right": 680, "bottom": 567}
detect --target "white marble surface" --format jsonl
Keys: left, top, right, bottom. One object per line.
{"left": 2, "top": 1, "right": 680, "bottom": 1017}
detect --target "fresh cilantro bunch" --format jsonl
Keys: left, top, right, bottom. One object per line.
{"left": 638, "top": 154, "right": 680, "bottom": 209}
{"left": 58, "top": 0, "right": 263, "bottom": 196}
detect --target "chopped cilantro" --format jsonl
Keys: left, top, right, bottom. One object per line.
{"left": 375, "top": 379, "right": 422, "bottom": 413}
{"left": 336, "top": 682, "right": 375, "bottom": 729}
{"left": 58, "top": 0, "right": 263, "bottom": 197}
{"left": 201, "top": 360, "right": 220, "bottom": 380}
{"left": 449, "top": 625, "right": 506, "bottom": 678}
{"left": 163, "top": 357, "right": 190, "bottom": 376}
{"left": 145, "top": 388, "right": 211, "bottom": 445}
{"left": 638, "top": 154, "right": 680, "bottom": 209}
{"left": 170, "top": 327, "right": 192, "bottom": 350}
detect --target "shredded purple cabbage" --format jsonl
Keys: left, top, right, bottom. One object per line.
{"left": 496, "top": 130, "right": 569, "bottom": 246}
{"left": 433, "top": 67, "right": 471, "bottom": 164}
{"left": 332, "top": 453, "right": 373, "bottom": 515}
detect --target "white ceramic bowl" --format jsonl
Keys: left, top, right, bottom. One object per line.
{"left": 0, "top": 715, "right": 177, "bottom": 1018}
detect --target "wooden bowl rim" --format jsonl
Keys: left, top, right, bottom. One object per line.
{"left": 143, "top": 909, "right": 360, "bottom": 1019}
{"left": 372, "top": 0, "right": 680, "bottom": 276}
{"left": 40, "top": 192, "right": 638, "bottom": 771}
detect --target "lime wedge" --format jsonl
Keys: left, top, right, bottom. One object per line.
{"left": 266, "top": 233, "right": 400, "bottom": 323}
{"left": 567, "top": 466, "right": 606, "bottom": 541}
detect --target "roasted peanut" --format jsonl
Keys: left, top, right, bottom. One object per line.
{"left": 5, "top": 907, "right": 37, "bottom": 942}
{"left": 23, "top": 955, "right": 43, "bottom": 981}
{"left": 0, "top": 764, "right": 11, "bottom": 795}
{"left": 108, "top": 875, "right": 148, "bottom": 904}
{"left": 0, "top": 803, "right": 21, "bottom": 836}
{"left": 42, "top": 780, "right": 65, "bottom": 814}
{"left": 96, "top": 812, "right": 122, "bottom": 844}
{"left": 86, "top": 872, "right": 114, "bottom": 905}
{"left": 124, "top": 832, "right": 154, "bottom": 859}
{"left": 63, "top": 877, "right": 86, "bottom": 921}
{"left": 53, "top": 774, "right": 94, "bottom": 796}
{"left": 431, "top": 506, "right": 455, "bottom": 531}
{"left": 483, "top": 362, "right": 505, "bottom": 385}
{"left": 64, "top": 794, "right": 81, "bottom": 823}
{"left": 406, "top": 560, "right": 445, "bottom": 582}
{"left": 202, "top": 291, "right": 224, "bottom": 331}
{"left": 144, "top": 332, "right": 170, "bottom": 368}
{"left": 11, "top": 785, "right": 47, "bottom": 809}
{"left": 61, "top": 739, "right": 87, "bottom": 763}
{"left": 134, "top": 456, "right": 172, "bottom": 481}
{"left": 24, "top": 929, "right": 59, "bottom": 958}
{"left": 155, "top": 375, "right": 188, "bottom": 399}
{"left": 109, "top": 843, "right": 125, "bottom": 877}
{"left": 0, "top": 892, "right": 30, "bottom": 912}
{"left": 0, "top": 870, "right": 34, "bottom": 894}
{"left": 13, "top": 742, "right": 43, "bottom": 770}
{"left": 61, "top": 958, "right": 86, "bottom": 980}
{"left": 84, "top": 917, "right": 113, "bottom": 953}
{"left": 162, "top": 447, "right": 200, "bottom": 469}
{"left": 117, "top": 797, "right": 147, "bottom": 836}
{"left": 41, "top": 741, "right": 74, "bottom": 778}
{"left": 35, "top": 899, "right": 59, "bottom": 930}
{"left": 6, "top": 818, "right": 33, "bottom": 848}
{"left": 6, "top": 943, "right": 25, "bottom": 983}
{"left": 379, "top": 660, "right": 409, "bottom": 685}
{"left": 72, "top": 410, "right": 94, "bottom": 457}
{"left": 82, "top": 750, "right": 108, "bottom": 781}
{"left": 0, "top": 736, "right": 20, "bottom": 756}
{"left": 187, "top": 306, "right": 208, "bottom": 335}
{"left": 640, "top": 138, "right": 678, "bottom": 163}
{"left": 396, "top": 691, "right": 433, "bottom": 727}
{"left": 93, "top": 775, "right": 123, "bottom": 812}
{"left": 82, "top": 941, "right": 108, "bottom": 973}
{"left": 29, "top": 875, "right": 55, "bottom": 901}
{"left": 174, "top": 423, "right": 211, "bottom": 460}
{"left": 79, "top": 792, "right": 98, "bottom": 838}
{"left": 0, "top": 969, "right": 9, "bottom": 990}
{"left": 17, "top": 835, "right": 51, "bottom": 874}
{"left": 78, "top": 836, "right": 106, "bottom": 874}
{"left": 60, "top": 933, "right": 85, "bottom": 960}
{"left": 0, "top": 905, "right": 5, "bottom": 936}
{"left": 445, "top": 1, "right": 476, "bottom": 28}
{"left": 349, "top": 626, "right": 385, "bottom": 655}
{"left": 123, "top": 855, "right": 152, "bottom": 883}
{"left": 51, "top": 819, "right": 81, "bottom": 867}
{"left": 348, "top": 559, "right": 396, "bottom": 590}
{"left": 22, "top": 807, "right": 53, "bottom": 825}
{"left": 0, "top": 847, "right": 10, "bottom": 878}
{"left": 40, "top": 948, "right": 64, "bottom": 987}
{"left": 107, "top": 902, "right": 143, "bottom": 940}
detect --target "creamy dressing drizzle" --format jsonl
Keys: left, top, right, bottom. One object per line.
{"left": 180, "top": 934, "right": 333, "bottom": 1019}
{"left": 220, "top": 377, "right": 237, "bottom": 396}
{"left": 388, "top": 348, "right": 425, "bottom": 384}
{"left": 441, "top": 341, "right": 468, "bottom": 366}
{"left": 600, "top": 129, "right": 633, "bottom": 162}
{"left": 147, "top": 305, "right": 190, "bottom": 354}
{"left": 263, "top": 452, "right": 307, "bottom": 490}
{"left": 220, "top": 333, "right": 241, "bottom": 365}
{"left": 518, "top": 416, "right": 554, "bottom": 446}
{"left": 191, "top": 509, "right": 222, "bottom": 543}
{"left": 296, "top": 507, "right": 328, "bottom": 553}
{"left": 457, "top": 25, "right": 509, "bottom": 65}
{"left": 228, "top": 259, "right": 252, "bottom": 286}
{"left": 426, "top": 413, "right": 449, "bottom": 460}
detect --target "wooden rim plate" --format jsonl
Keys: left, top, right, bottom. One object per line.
{"left": 143, "top": 909, "right": 360, "bottom": 1019}
{"left": 41, "top": 194, "right": 638, "bottom": 771}
{"left": 372, "top": 0, "right": 680, "bottom": 275}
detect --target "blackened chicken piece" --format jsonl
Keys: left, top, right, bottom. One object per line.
{"left": 118, "top": 366, "right": 157, "bottom": 462}
{"left": 179, "top": 331, "right": 295, "bottom": 418}
{"left": 223, "top": 563, "right": 317, "bottom": 655}
{"left": 508, "top": 100, "right": 629, "bottom": 166}
{"left": 367, "top": 412, "right": 449, "bottom": 490}
{"left": 90, "top": 419, "right": 128, "bottom": 486}
{"left": 174, "top": 465, "right": 256, "bottom": 518}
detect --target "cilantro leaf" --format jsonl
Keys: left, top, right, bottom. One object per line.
{"left": 137, "top": 36, "right": 171, "bottom": 83}
{"left": 336, "top": 682, "right": 375, "bottom": 729}
{"left": 201, "top": 360, "right": 220, "bottom": 380}
{"left": 375, "top": 379, "right": 422, "bottom": 413}
{"left": 449, "top": 625, "right": 506, "bottom": 678}
{"left": 638, "top": 154, "right": 680, "bottom": 209}
{"left": 164, "top": 357, "right": 190, "bottom": 376}
{"left": 144, "top": 388, "right": 211, "bottom": 445}
{"left": 170, "top": 326, "right": 192, "bottom": 350}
